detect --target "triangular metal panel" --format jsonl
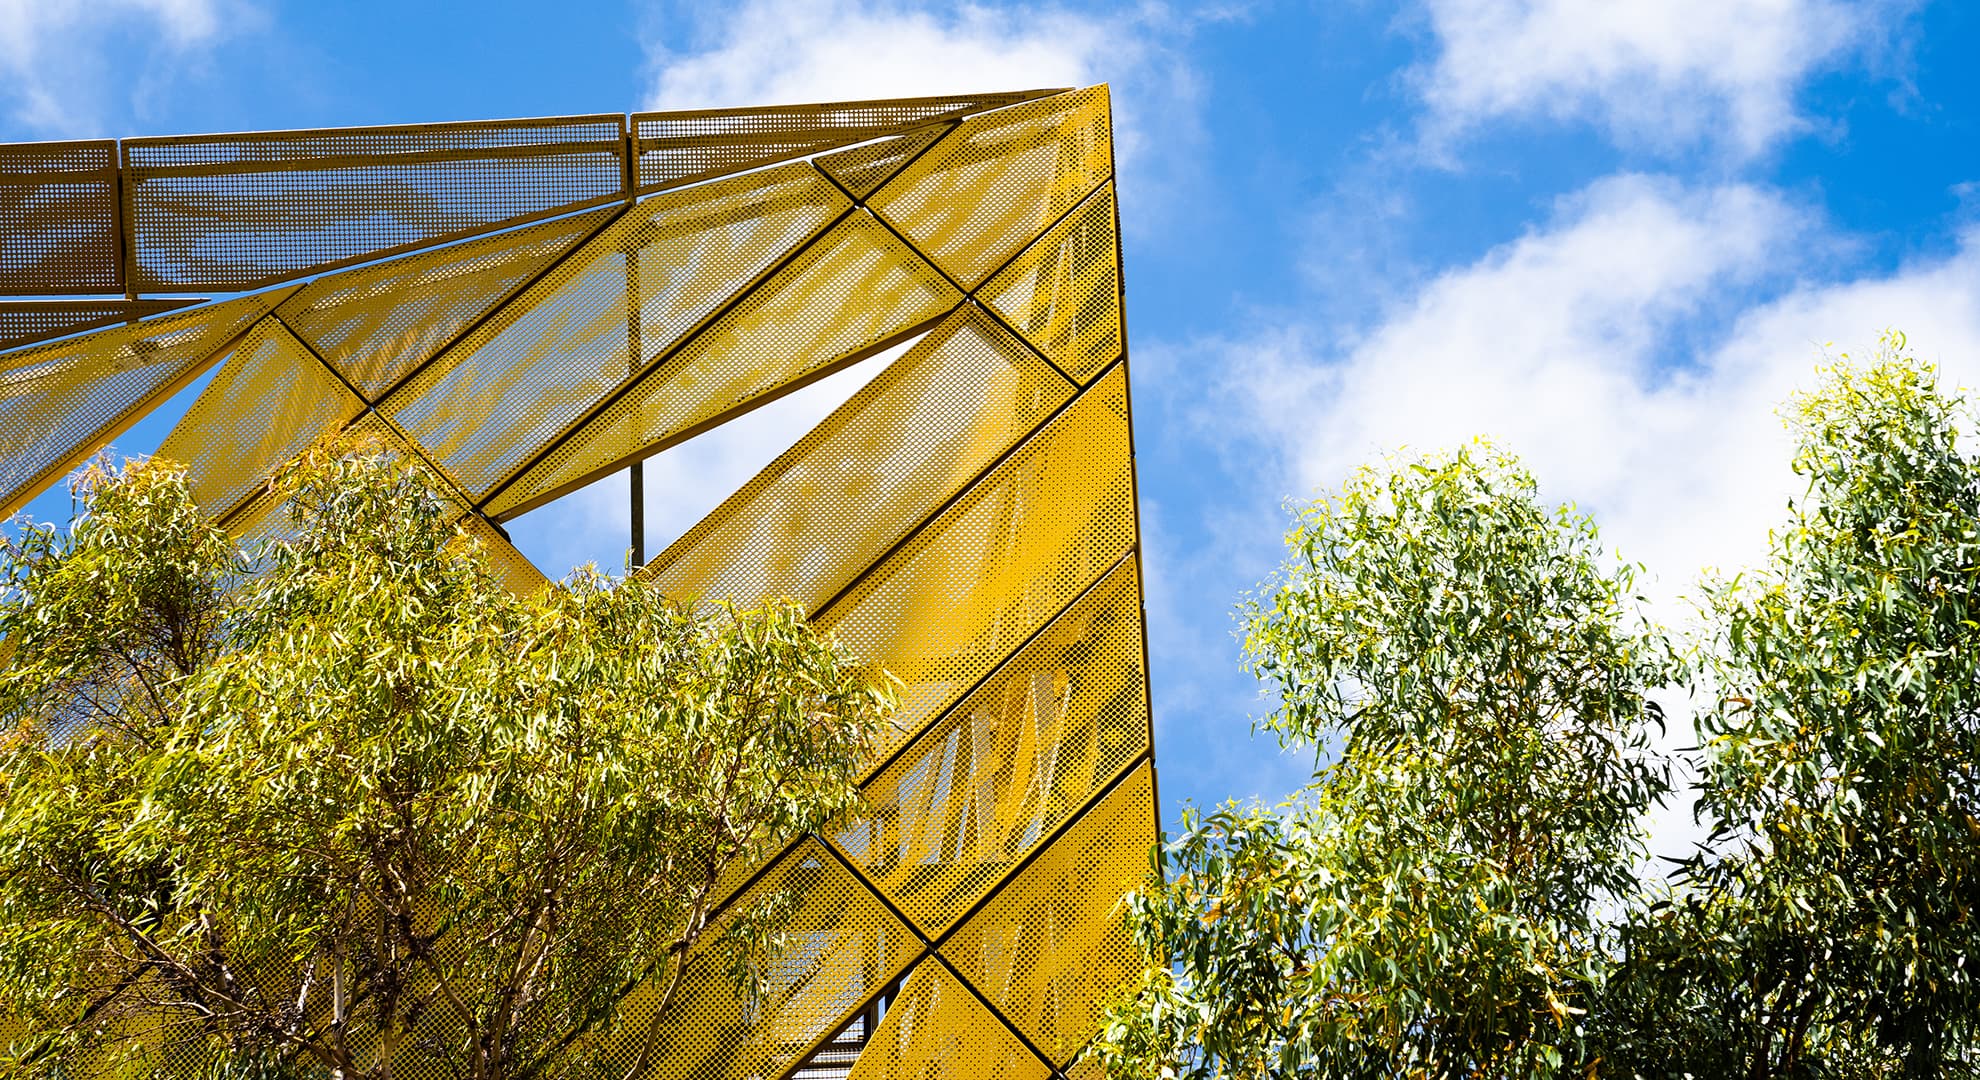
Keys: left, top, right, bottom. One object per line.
{"left": 632, "top": 91, "right": 1061, "bottom": 194}
{"left": 868, "top": 88, "right": 1112, "bottom": 288}
{"left": 817, "top": 126, "right": 953, "bottom": 200}
{"left": 0, "top": 292, "right": 293, "bottom": 521}
{"left": 845, "top": 960, "right": 1050, "bottom": 1080}
{"left": 980, "top": 183, "right": 1122, "bottom": 384}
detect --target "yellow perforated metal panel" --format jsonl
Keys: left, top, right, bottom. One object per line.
{"left": 981, "top": 183, "right": 1122, "bottom": 384}
{"left": 641, "top": 305, "right": 1070, "bottom": 611}
{"left": 600, "top": 840, "right": 919, "bottom": 1080}
{"left": 0, "top": 292, "right": 292, "bottom": 521}
{"left": 845, "top": 959, "right": 1050, "bottom": 1080}
{"left": 815, "top": 363, "right": 1136, "bottom": 764}
{"left": 124, "top": 115, "right": 627, "bottom": 293}
{"left": 941, "top": 762, "right": 1155, "bottom": 1068}
{"left": 833, "top": 558, "right": 1147, "bottom": 935}
{"left": 491, "top": 208, "right": 963, "bottom": 517}
{"left": 868, "top": 88, "right": 1112, "bottom": 287}
{"left": 0, "top": 300, "right": 200, "bottom": 354}
{"left": 634, "top": 93, "right": 1050, "bottom": 194}
{"left": 1, "top": 88, "right": 1156, "bottom": 1080}
{"left": 0, "top": 139, "right": 122, "bottom": 294}
{"left": 157, "top": 318, "right": 365, "bottom": 521}
{"left": 278, "top": 206, "right": 621, "bottom": 399}
{"left": 384, "top": 161, "right": 847, "bottom": 498}
{"left": 817, "top": 127, "right": 952, "bottom": 199}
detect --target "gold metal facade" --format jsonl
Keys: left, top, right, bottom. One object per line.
{"left": 0, "top": 87, "right": 1155, "bottom": 1078}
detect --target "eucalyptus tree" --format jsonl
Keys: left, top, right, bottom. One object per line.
{"left": 0, "top": 443, "right": 894, "bottom": 1080}
{"left": 1598, "top": 348, "right": 1980, "bottom": 1077}
{"left": 1089, "top": 443, "right": 1672, "bottom": 1078}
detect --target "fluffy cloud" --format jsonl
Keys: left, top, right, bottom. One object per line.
{"left": 0, "top": 0, "right": 237, "bottom": 136}
{"left": 1411, "top": 0, "right": 1910, "bottom": 158}
{"left": 1216, "top": 174, "right": 1980, "bottom": 607}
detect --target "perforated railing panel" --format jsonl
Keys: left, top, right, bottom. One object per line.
{"left": 868, "top": 88, "right": 1112, "bottom": 287}
{"left": 0, "top": 293, "right": 289, "bottom": 521}
{"left": 278, "top": 205, "right": 621, "bottom": 399}
{"left": 643, "top": 306, "right": 1072, "bottom": 613}
{"left": 157, "top": 318, "right": 365, "bottom": 521}
{"left": 0, "top": 300, "right": 200, "bottom": 354}
{"left": 981, "top": 182, "right": 1122, "bottom": 384}
{"left": 817, "top": 127, "right": 953, "bottom": 199}
{"left": 599, "top": 840, "right": 918, "bottom": 1080}
{"left": 834, "top": 558, "right": 1147, "bottom": 936}
{"left": 384, "top": 161, "right": 847, "bottom": 499}
{"left": 492, "top": 208, "right": 963, "bottom": 517}
{"left": 814, "top": 363, "right": 1136, "bottom": 765}
{"left": 125, "top": 115, "right": 627, "bottom": 293}
{"left": 0, "top": 139, "right": 122, "bottom": 294}
{"left": 941, "top": 761, "right": 1155, "bottom": 1068}
{"left": 633, "top": 92, "right": 1049, "bottom": 194}
{"left": 845, "top": 959, "right": 1051, "bottom": 1080}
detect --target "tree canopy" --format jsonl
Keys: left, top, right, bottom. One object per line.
{"left": 0, "top": 441, "right": 895, "bottom": 1080}
{"left": 1093, "top": 342, "right": 1980, "bottom": 1078}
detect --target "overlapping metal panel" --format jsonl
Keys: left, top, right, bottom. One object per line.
{"left": 0, "top": 86, "right": 1153, "bottom": 1079}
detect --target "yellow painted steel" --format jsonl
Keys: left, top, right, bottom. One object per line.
{"left": 845, "top": 960, "right": 1050, "bottom": 1080}
{"left": 0, "top": 291, "right": 292, "bottom": 521}
{"left": 599, "top": 840, "right": 919, "bottom": 1080}
{"left": 278, "top": 206, "right": 621, "bottom": 399}
{"left": 490, "top": 208, "right": 963, "bottom": 518}
{"left": 157, "top": 317, "right": 365, "bottom": 521}
{"left": 816, "top": 127, "right": 952, "bottom": 199}
{"left": 642, "top": 305, "right": 1072, "bottom": 613}
{"left": 833, "top": 558, "right": 1148, "bottom": 936}
{"left": 982, "top": 182, "right": 1124, "bottom": 383}
{"left": 868, "top": 87, "right": 1112, "bottom": 286}
{"left": 0, "top": 87, "right": 1152, "bottom": 1080}
{"left": 941, "top": 761, "right": 1156, "bottom": 1067}
{"left": 816, "top": 364, "right": 1137, "bottom": 766}
{"left": 384, "top": 161, "right": 848, "bottom": 498}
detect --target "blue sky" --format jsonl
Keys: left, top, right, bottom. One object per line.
{"left": 6, "top": 0, "right": 1980, "bottom": 830}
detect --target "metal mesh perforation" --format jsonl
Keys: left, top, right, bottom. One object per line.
{"left": 0, "top": 300, "right": 200, "bottom": 354}
{"left": 833, "top": 558, "right": 1147, "bottom": 936}
{"left": 633, "top": 92, "right": 1048, "bottom": 193}
{"left": 384, "top": 161, "right": 846, "bottom": 499}
{"left": 596, "top": 839, "right": 918, "bottom": 1080}
{"left": 0, "top": 294, "right": 288, "bottom": 521}
{"left": 157, "top": 318, "right": 364, "bottom": 521}
{"left": 981, "top": 182, "right": 1121, "bottom": 384}
{"left": 0, "top": 139, "right": 122, "bottom": 294}
{"left": 845, "top": 959, "right": 1050, "bottom": 1080}
{"left": 868, "top": 88, "right": 1111, "bottom": 287}
{"left": 642, "top": 305, "right": 1071, "bottom": 614}
{"left": 816, "top": 127, "right": 952, "bottom": 200}
{"left": 939, "top": 761, "right": 1155, "bottom": 1067}
{"left": 813, "top": 364, "right": 1136, "bottom": 767}
{"left": 278, "top": 205, "right": 620, "bottom": 399}
{"left": 490, "top": 208, "right": 962, "bottom": 518}
{"left": 125, "top": 115, "right": 626, "bottom": 293}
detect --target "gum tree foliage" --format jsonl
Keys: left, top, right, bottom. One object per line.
{"left": 1089, "top": 443, "right": 1672, "bottom": 1078}
{"left": 1597, "top": 349, "right": 1980, "bottom": 1076}
{"left": 0, "top": 444, "right": 894, "bottom": 1080}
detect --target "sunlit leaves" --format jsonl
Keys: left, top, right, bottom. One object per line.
{"left": 0, "top": 441, "right": 892, "bottom": 1079}
{"left": 1090, "top": 442, "right": 1670, "bottom": 1078}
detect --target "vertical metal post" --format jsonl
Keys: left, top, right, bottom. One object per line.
{"left": 623, "top": 122, "right": 646, "bottom": 569}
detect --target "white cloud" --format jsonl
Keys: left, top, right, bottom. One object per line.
{"left": 0, "top": 0, "right": 236, "bottom": 137}
{"left": 1191, "top": 170, "right": 1980, "bottom": 844}
{"left": 1410, "top": 0, "right": 1909, "bottom": 159}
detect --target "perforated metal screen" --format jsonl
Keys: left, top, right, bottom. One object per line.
{"left": 0, "top": 86, "right": 1152, "bottom": 1080}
